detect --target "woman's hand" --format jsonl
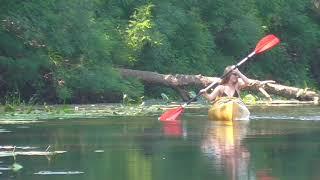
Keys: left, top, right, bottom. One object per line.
{"left": 199, "top": 89, "right": 207, "bottom": 94}
{"left": 233, "top": 68, "right": 241, "bottom": 75}
{"left": 229, "top": 65, "right": 241, "bottom": 75}
{"left": 232, "top": 67, "right": 251, "bottom": 87}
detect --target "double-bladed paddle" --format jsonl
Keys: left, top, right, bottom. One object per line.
{"left": 159, "top": 34, "right": 280, "bottom": 121}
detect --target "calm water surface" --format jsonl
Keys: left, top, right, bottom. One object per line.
{"left": 0, "top": 105, "right": 320, "bottom": 180}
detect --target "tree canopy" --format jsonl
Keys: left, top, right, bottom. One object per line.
{"left": 0, "top": 0, "right": 319, "bottom": 104}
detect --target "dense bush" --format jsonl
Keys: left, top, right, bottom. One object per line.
{"left": 0, "top": 0, "right": 319, "bottom": 103}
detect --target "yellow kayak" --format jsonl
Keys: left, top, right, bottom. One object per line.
{"left": 208, "top": 97, "right": 250, "bottom": 121}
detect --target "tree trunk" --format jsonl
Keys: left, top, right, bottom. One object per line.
{"left": 118, "top": 68, "right": 320, "bottom": 102}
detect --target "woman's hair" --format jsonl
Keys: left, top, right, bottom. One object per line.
{"left": 220, "top": 66, "right": 233, "bottom": 84}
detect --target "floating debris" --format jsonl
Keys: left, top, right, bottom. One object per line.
{"left": 11, "top": 163, "right": 23, "bottom": 172}
{"left": 34, "top": 171, "right": 84, "bottom": 175}
{"left": 15, "top": 151, "right": 66, "bottom": 156}
{"left": 0, "top": 153, "right": 12, "bottom": 158}
{"left": 16, "top": 126, "right": 30, "bottom": 129}
{"left": 0, "top": 150, "right": 66, "bottom": 157}
{"left": 0, "top": 129, "right": 11, "bottom": 133}
{"left": 0, "top": 120, "right": 44, "bottom": 124}
{"left": 0, "top": 167, "right": 11, "bottom": 170}
{"left": 0, "top": 163, "right": 23, "bottom": 172}
{"left": 0, "top": 146, "right": 38, "bottom": 150}
{"left": 94, "top": 150, "right": 104, "bottom": 153}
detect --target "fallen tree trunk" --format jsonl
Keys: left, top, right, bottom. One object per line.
{"left": 118, "top": 68, "right": 219, "bottom": 87}
{"left": 118, "top": 68, "right": 320, "bottom": 103}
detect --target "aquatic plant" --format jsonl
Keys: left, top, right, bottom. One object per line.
{"left": 243, "top": 94, "right": 257, "bottom": 105}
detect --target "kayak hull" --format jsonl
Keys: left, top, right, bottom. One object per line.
{"left": 208, "top": 97, "right": 250, "bottom": 121}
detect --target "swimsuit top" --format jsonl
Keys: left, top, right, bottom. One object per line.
{"left": 221, "top": 91, "right": 239, "bottom": 98}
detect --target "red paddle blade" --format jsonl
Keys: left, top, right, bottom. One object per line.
{"left": 254, "top": 34, "right": 280, "bottom": 54}
{"left": 158, "top": 106, "right": 184, "bottom": 121}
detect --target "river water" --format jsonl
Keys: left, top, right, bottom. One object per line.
{"left": 0, "top": 105, "right": 320, "bottom": 180}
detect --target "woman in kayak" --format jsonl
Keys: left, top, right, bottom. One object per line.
{"left": 200, "top": 66, "right": 251, "bottom": 102}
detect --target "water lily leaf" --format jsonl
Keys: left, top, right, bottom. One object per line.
{"left": 11, "top": 163, "right": 23, "bottom": 172}
{"left": 243, "top": 94, "right": 257, "bottom": 104}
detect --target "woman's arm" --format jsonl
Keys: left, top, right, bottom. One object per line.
{"left": 200, "top": 86, "right": 223, "bottom": 102}
{"left": 234, "top": 68, "right": 250, "bottom": 89}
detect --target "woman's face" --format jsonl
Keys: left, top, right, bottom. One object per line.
{"left": 229, "top": 73, "right": 239, "bottom": 84}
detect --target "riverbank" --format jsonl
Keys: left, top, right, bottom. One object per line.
{"left": 0, "top": 100, "right": 318, "bottom": 122}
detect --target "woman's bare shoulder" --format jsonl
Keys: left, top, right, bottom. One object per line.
{"left": 237, "top": 78, "right": 246, "bottom": 89}
{"left": 216, "top": 85, "right": 225, "bottom": 92}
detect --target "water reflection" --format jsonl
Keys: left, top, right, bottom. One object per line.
{"left": 201, "top": 121, "right": 251, "bottom": 180}
{"left": 0, "top": 105, "right": 319, "bottom": 180}
{"left": 161, "top": 120, "right": 183, "bottom": 138}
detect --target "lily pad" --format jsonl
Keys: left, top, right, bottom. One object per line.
{"left": 11, "top": 163, "right": 23, "bottom": 172}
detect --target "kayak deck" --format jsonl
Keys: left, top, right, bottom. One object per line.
{"left": 208, "top": 97, "right": 250, "bottom": 121}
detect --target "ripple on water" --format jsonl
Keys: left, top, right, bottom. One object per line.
{"left": 0, "top": 129, "right": 11, "bottom": 133}
{"left": 0, "top": 167, "right": 11, "bottom": 171}
{"left": 250, "top": 115, "right": 320, "bottom": 121}
{"left": 16, "top": 126, "right": 30, "bottom": 129}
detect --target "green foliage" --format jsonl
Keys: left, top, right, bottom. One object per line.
{"left": 56, "top": 86, "right": 72, "bottom": 104}
{"left": 243, "top": 94, "right": 257, "bottom": 105}
{"left": 145, "top": 85, "right": 180, "bottom": 101}
{"left": 160, "top": 93, "right": 170, "bottom": 102}
{"left": 0, "top": 0, "right": 319, "bottom": 104}
{"left": 121, "top": 78, "right": 145, "bottom": 98}
{"left": 0, "top": 0, "right": 142, "bottom": 103}
{"left": 126, "top": 4, "right": 160, "bottom": 52}
{"left": 4, "top": 104, "right": 15, "bottom": 112}
{"left": 254, "top": 0, "right": 320, "bottom": 87}
{"left": 133, "top": 2, "right": 218, "bottom": 75}
{"left": 122, "top": 94, "right": 144, "bottom": 105}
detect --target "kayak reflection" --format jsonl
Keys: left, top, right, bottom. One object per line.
{"left": 201, "top": 121, "right": 251, "bottom": 180}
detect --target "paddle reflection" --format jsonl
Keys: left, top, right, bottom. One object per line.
{"left": 161, "top": 120, "right": 183, "bottom": 137}
{"left": 201, "top": 121, "right": 251, "bottom": 180}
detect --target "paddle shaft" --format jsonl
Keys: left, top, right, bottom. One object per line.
{"left": 183, "top": 51, "right": 256, "bottom": 106}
